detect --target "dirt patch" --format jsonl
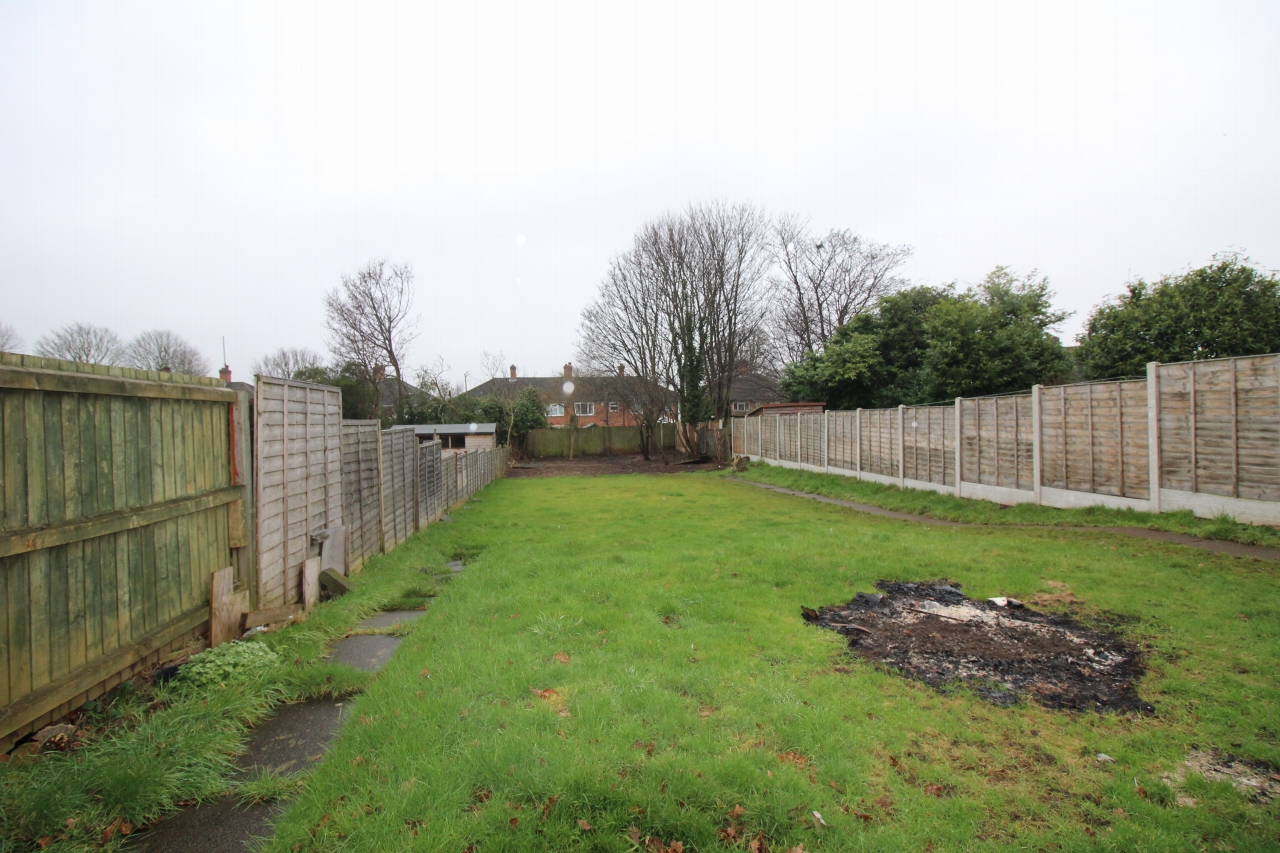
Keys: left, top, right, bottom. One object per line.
{"left": 1166, "top": 750, "right": 1280, "bottom": 804}
{"left": 804, "top": 580, "right": 1152, "bottom": 713}
{"left": 507, "top": 453, "right": 725, "bottom": 478}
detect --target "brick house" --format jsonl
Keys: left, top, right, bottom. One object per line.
{"left": 466, "top": 363, "right": 648, "bottom": 428}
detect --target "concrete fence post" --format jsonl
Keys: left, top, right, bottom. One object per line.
{"left": 897, "top": 404, "right": 906, "bottom": 488}
{"left": 855, "top": 408, "right": 862, "bottom": 478}
{"left": 954, "top": 398, "right": 963, "bottom": 497}
{"left": 1032, "top": 385, "right": 1043, "bottom": 505}
{"left": 1147, "top": 362, "right": 1161, "bottom": 513}
{"left": 823, "top": 410, "right": 829, "bottom": 470}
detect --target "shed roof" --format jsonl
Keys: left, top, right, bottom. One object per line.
{"left": 409, "top": 423, "right": 498, "bottom": 436}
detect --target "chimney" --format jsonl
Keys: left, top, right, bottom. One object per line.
{"left": 372, "top": 365, "right": 386, "bottom": 383}
{"left": 563, "top": 362, "right": 573, "bottom": 378}
{"left": 219, "top": 365, "right": 232, "bottom": 385}
{"left": 509, "top": 364, "right": 517, "bottom": 379}
{"left": 617, "top": 364, "right": 625, "bottom": 377}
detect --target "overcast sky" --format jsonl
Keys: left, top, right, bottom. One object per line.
{"left": 3, "top": 1, "right": 1277, "bottom": 385}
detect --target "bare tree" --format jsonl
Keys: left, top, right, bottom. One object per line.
{"left": 769, "top": 215, "right": 912, "bottom": 363}
{"left": 34, "top": 322, "right": 126, "bottom": 365}
{"left": 126, "top": 330, "right": 211, "bottom": 375}
{"left": 252, "top": 346, "right": 326, "bottom": 380}
{"left": 577, "top": 241, "right": 674, "bottom": 461}
{"left": 688, "top": 202, "right": 772, "bottom": 424}
{"left": 0, "top": 321, "right": 22, "bottom": 353}
{"left": 324, "top": 260, "right": 419, "bottom": 404}
{"left": 480, "top": 350, "right": 506, "bottom": 380}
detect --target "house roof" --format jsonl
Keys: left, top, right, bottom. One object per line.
{"left": 377, "top": 376, "right": 421, "bottom": 408}
{"left": 466, "top": 374, "right": 634, "bottom": 403}
{"left": 729, "top": 373, "right": 784, "bottom": 402}
{"left": 409, "top": 423, "right": 498, "bottom": 436}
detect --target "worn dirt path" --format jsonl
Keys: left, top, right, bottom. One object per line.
{"left": 732, "top": 478, "right": 1280, "bottom": 562}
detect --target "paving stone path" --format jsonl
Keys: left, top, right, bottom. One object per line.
{"left": 130, "top": 609, "right": 428, "bottom": 853}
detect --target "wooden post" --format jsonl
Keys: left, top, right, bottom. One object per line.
{"left": 1031, "top": 385, "right": 1042, "bottom": 504}
{"left": 302, "top": 556, "right": 320, "bottom": 611}
{"left": 757, "top": 415, "right": 763, "bottom": 457}
{"left": 855, "top": 409, "right": 861, "bottom": 477}
{"left": 955, "top": 398, "right": 963, "bottom": 497}
{"left": 1061, "top": 386, "right": 1068, "bottom": 489}
{"left": 1147, "top": 362, "right": 1161, "bottom": 512}
{"left": 209, "top": 566, "right": 238, "bottom": 648}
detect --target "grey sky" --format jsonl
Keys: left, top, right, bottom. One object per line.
{"left": 3, "top": 1, "right": 1277, "bottom": 386}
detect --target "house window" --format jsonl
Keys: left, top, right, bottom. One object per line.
{"left": 732, "top": 400, "right": 750, "bottom": 412}
{"left": 546, "top": 403, "right": 564, "bottom": 417}
{"left": 574, "top": 402, "right": 595, "bottom": 416}
{"left": 608, "top": 401, "right": 620, "bottom": 413}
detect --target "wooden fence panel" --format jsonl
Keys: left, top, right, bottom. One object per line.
{"left": 1, "top": 353, "right": 236, "bottom": 746}
{"left": 903, "top": 405, "right": 954, "bottom": 486}
{"left": 340, "top": 421, "right": 381, "bottom": 572}
{"left": 1234, "top": 356, "right": 1280, "bottom": 501}
{"left": 761, "top": 415, "right": 777, "bottom": 459}
{"left": 380, "top": 428, "right": 416, "bottom": 550}
{"left": 860, "top": 407, "right": 897, "bottom": 478}
{"left": 254, "top": 377, "right": 342, "bottom": 609}
{"left": 418, "top": 441, "right": 443, "bottom": 525}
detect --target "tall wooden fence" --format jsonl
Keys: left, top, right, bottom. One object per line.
{"left": 733, "top": 353, "right": 1280, "bottom": 525}
{"left": 254, "top": 378, "right": 343, "bottom": 610}
{"left": 0, "top": 355, "right": 248, "bottom": 747}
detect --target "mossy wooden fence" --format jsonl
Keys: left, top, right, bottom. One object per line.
{"left": 733, "top": 353, "right": 1280, "bottom": 525}
{"left": 526, "top": 424, "right": 676, "bottom": 457}
{"left": 0, "top": 354, "right": 247, "bottom": 747}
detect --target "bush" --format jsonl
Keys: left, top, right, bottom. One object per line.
{"left": 181, "top": 640, "right": 281, "bottom": 689}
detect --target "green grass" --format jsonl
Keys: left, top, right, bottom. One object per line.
{"left": 0, "top": 536, "right": 457, "bottom": 852}
{"left": 262, "top": 473, "right": 1279, "bottom": 852}
{"left": 734, "top": 461, "right": 1280, "bottom": 548}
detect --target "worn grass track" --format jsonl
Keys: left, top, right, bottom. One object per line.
{"left": 264, "top": 473, "right": 1279, "bottom": 853}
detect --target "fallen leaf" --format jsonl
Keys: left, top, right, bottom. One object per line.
{"left": 646, "top": 741, "right": 655, "bottom": 756}
{"left": 748, "top": 831, "right": 769, "bottom": 852}
{"left": 669, "top": 842, "right": 685, "bottom": 853}
{"left": 778, "top": 751, "right": 808, "bottom": 768}
{"left": 698, "top": 706, "right": 716, "bottom": 718}
{"left": 727, "top": 804, "right": 745, "bottom": 818}
{"left": 577, "top": 819, "right": 593, "bottom": 831}
{"left": 720, "top": 825, "right": 742, "bottom": 843}
{"left": 420, "top": 669, "right": 431, "bottom": 678}
{"left": 542, "top": 795, "right": 560, "bottom": 820}
{"left": 37, "top": 838, "right": 53, "bottom": 849}
{"left": 472, "top": 788, "right": 492, "bottom": 803}
{"left": 509, "top": 817, "right": 519, "bottom": 828}
{"left": 788, "top": 846, "right": 807, "bottom": 853}
{"left": 923, "top": 784, "right": 947, "bottom": 797}
{"left": 828, "top": 781, "right": 842, "bottom": 792}
{"left": 554, "top": 652, "right": 571, "bottom": 664}
{"left": 628, "top": 826, "right": 643, "bottom": 843}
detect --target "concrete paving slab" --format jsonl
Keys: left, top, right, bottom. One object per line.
{"left": 446, "top": 560, "right": 466, "bottom": 572}
{"left": 129, "top": 797, "right": 281, "bottom": 853}
{"left": 358, "top": 610, "right": 426, "bottom": 630}
{"left": 235, "top": 698, "right": 348, "bottom": 777}
{"left": 327, "top": 634, "right": 402, "bottom": 672}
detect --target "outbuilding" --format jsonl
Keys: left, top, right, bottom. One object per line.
{"left": 411, "top": 423, "right": 498, "bottom": 450}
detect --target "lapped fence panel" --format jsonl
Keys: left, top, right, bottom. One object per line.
{"left": 255, "top": 377, "right": 342, "bottom": 609}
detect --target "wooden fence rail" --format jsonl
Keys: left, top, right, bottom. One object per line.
{"left": 732, "top": 353, "right": 1280, "bottom": 525}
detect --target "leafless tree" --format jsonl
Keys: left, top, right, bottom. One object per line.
{"left": 0, "top": 322, "right": 22, "bottom": 353}
{"left": 34, "top": 322, "right": 126, "bottom": 365}
{"left": 577, "top": 241, "right": 674, "bottom": 461}
{"left": 252, "top": 346, "right": 326, "bottom": 380}
{"left": 414, "top": 355, "right": 459, "bottom": 400}
{"left": 480, "top": 350, "right": 506, "bottom": 380}
{"left": 324, "top": 260, "right": 420, "bottom": 403}
{"left": 125, "top": 330, "right": 211, "bottom": 375}
{"left": 688, "top": 202, "right": 772, "bottom": 423}
{"left": 769, "top": 215, "right": 912, "bottom": 363}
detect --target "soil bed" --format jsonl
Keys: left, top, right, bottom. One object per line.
{"left": 804, "top": 580, "right": 1152, "bottom": 713}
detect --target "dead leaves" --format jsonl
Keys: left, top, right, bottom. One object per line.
{"left": 529, "top": 686, "right": 571, "bottom": 717}
{"left": 577, "top": 819, "right": 594, "bottom": 832}
{"left": 553, "top": 651, "right": 571, "bottom": 664}
{"left": 628, "top": 824, "right": 685, "bottom": 852}
{"left": 777, "top": 751, "right": 809, "bottom": 769}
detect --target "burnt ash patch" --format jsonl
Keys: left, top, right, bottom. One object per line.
{"left": 804, "top": 580, "right": 1153, "bottom": 713}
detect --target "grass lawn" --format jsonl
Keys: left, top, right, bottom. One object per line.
{"left": 733, "top": 462, "right": 1280, "bottom": 549}
{"left": 265, "top": 472, "right": 1279, "bottom": 853}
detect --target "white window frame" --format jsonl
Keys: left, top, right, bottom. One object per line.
{"left": 574, "top": 401, "right": 595, "bottom": 416}
{"left": 608, "top": 401, "right": 620, "bottom": 413}
{"left": 732, "top": 400, "right": 750, "bottom": 412}
{"left": 546, "top": 403, "right": 564, "bottom": 417}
